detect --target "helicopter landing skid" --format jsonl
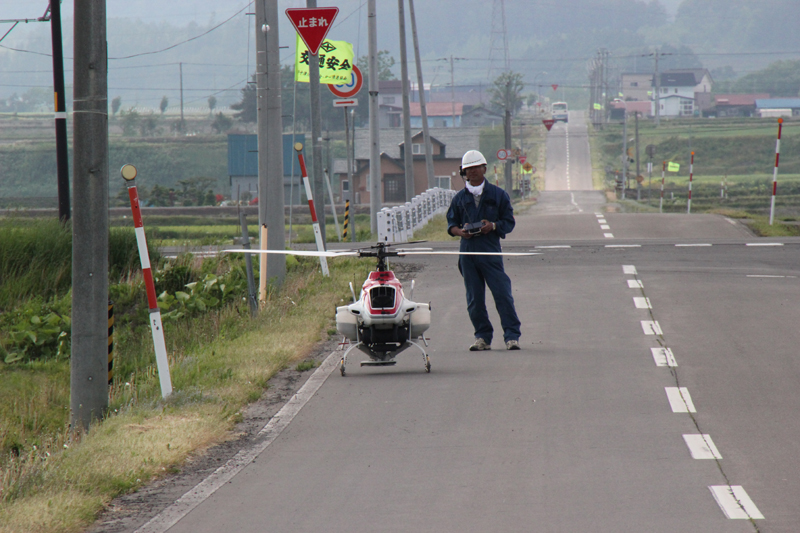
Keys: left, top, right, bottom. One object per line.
{"left": 339, "top": 339, "right": 430, "bottom": 376}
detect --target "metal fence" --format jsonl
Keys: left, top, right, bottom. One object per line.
{"left": 377, "top": 187, "right": 456, "bottom": 243}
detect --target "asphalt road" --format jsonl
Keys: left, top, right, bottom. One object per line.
{"left": 544, "top": 110, "right": 592, "bottom": 192}
{"left": 130, "top": 113, "right": 800, "bottom": 533}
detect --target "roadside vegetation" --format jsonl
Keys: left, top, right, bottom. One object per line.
{"left": 0, "top": 215, "right": 374, "bottom": 533}
{"left": 590, "top": 117, "right": 800, "bottom": 236}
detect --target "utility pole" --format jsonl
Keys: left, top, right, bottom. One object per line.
{"left": 398, "top": 0, "right": 414, "bottom": 201}
{"left": 408, "top": 0, "right": 435, "bottom": 189}
{"left": 621, "top": 112, "right": 628, "bottom": 199}
{"left": 49, "top": 0, "right": 70, "bottom": 223}
{"left": 257, "top": 0, "right": 285, "bottom": 285}
{"left": 179, "top": 62, "right": 185, "bottom": 131}
{"left": 307, "top": 0, "right": 326, "bottom": 244}
{"left": 368, "top": 0, "right": 381, "bottom": 234}
{"left": 654, "top": 50, "right": 660, "bottom": 127}
{"left": 71, "top": 0, "right": 109, "bottom": 432}
{"left": 503, "top": 80, "right": 513, "bottom": 194}
{"left": 635, "top": 111, "right": 641, "bottom": 200}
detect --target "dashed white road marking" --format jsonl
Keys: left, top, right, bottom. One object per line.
{"left": 598, "top": 218, "right": 607, "bottom": 224}
{"left": 633, "top": 297, "right": 652, "bottom": 309}
{"left": 627, "top": 280, "right": 643, "bottom": 288}
{"left": 724, "top": 217, "right": 738, "bottom": 225}
{"left": 603, "top": 233, "right": 614, "bottom": 238}
{"left": 600, "top": 224, "right": 611, "bottom": 230}
{"left": 533, "top": 245, "right": 572, "bottom": 249}
{"left": 623, "top": 265, "right": 637, "bottom": 275}
{"left": 675, "top": 243, "right": 712, "bottom": 247}
{"left": 606, "top": 244, "right": 640, "bottom": 248}
{"left": 746, "top": 274, "right": 796, "bottom": 278}
{"left": 746, "top": 242, "right": 784, "bottom": 247}
{"left": 709, "top": 485, "right": 764, "bottom": 520}
{"left": 665, "top": 387, "right": 696, "bottom": 413}
{"left": 595, "top": 213, "right": 603, "bottom": 217}
{"left": 651, "top": 347, "right": 677, "bottom": 366}
{"left": 641, "top": 320, "right": 662, "bottom": 335}
{"left": 683, "top": 434, "right": 722, "bottom": 459}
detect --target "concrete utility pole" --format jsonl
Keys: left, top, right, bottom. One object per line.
{"left": 256, "top": 0, "right": 285, "bottom": 285}
{"left": 635, "top": 111, "right": 641, "bottom": 200}
{"left": 368, "top": 0, "right": 381, "bottom": 234}
{"left": 503, "top": 80, "right": 513, "bottom": 194}
{"left": 621, "top": 112, "right": 628, "bottom": 199}
{"left": 49, "top": 0, "right": 70, "bottom": 223}
{"left": 308, "top": 0, "right": 326, "bottom": 244}
{"left": 179, "top": 62, "right": 185, "bottom": 131}
{"left": 398, "top": 0, "right": 414, "bottom": 201}
{"left": 408, "top": 0, "right": 435, "bottom": 189}
{"left": 654, "top": 48, "right": 660, "bottom": 127}
{"left": 71, "top": 0, "right": 109, "bottom": 432}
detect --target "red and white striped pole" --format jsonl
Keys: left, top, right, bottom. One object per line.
{"left": 769, "top": 118, "right": 784, "bottom": 226}
{"left": 293, "top": 143, "right": 329, "bottom": 276}
{"left": 660, "top": 161, "right": 665, "bottom": 213}
{"left": 121, "top": 164, "right": 173, "bottom": 398}
{"left": 687, "top": 151, "right": 694, "bottom": 214}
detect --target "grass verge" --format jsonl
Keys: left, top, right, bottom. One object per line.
{"left": 0, "top": 257, "right": 371, "bottom": 533}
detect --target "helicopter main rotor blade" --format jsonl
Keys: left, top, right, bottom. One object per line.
{"left": 222, "top": 249, "right": 358, "bottom": 258}
{"left": 397, "top": 251, "right": 540, "bottom": 257}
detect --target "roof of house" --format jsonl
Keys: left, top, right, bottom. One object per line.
{"left": 409, "top": 102, "right": 464, "bottom": 117}
{"left": 714, "top": 94, "right": 771, "bottom": 107}
{"left": 353, "top": 127, "right": 480, "bottom": 161}
{"left": 756, "top": 98, "right": 800, "bottom": 109}
{"left": 379, "top": 80, "right": 404, "bottom": 94}
{"left": 656, "top": 72, "right": 697, "bottom": 87}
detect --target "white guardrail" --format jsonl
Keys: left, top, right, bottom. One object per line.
{"left": 377, "top": 187, "right": 456, "bottom": 243}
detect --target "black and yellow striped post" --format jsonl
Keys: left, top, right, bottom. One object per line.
{"left": 343, "top": 200, "right": 350, "bottom": 240}
{"left": 107, "top": 301, "right": 114, "bottom": 384}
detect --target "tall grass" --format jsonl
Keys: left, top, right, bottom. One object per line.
{"left": 0, "top": 218, "right": 159, "bottom": 311}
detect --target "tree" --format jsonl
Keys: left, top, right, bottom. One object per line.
{"left": 208, "top": 95, "right": 217, "bottom": 116}
{"left": 230, "top": 75, "right": 257, "bottom": 123}
{"left": 211, "top": 112, "right": 233, "bottom": 133}
{"left": 489, "top": 71, "right": 525, "bottom": 116}
{"left": 159, "top": 95, "right": 169, "bottom": 115}
{"left": 356, "top": 50, "right": 397, "bottom": 82}
{"left": 119, "top": 109, "right": 140, "bottom": 136}
{"left": 111, "top": 96, "right": 122, "bottom": 117}
{"left": 732, "top": 60, "right": 800, "bottom": 97}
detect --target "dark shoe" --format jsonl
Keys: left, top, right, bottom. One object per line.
{"left": 505, "top": 339, "right": 521, "bottom": 350}
{"left": 469, "top": 338, "right": 491, "bottom": 351}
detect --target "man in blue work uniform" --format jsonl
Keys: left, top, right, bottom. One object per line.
{"left": 446, "top": 150, "right": 521, "bottom": 351}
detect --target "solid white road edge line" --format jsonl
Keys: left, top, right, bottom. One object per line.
{"left": 665, "top": 387, "right": 696, "bottom": 413}
{"left": 683, "top": 434, "right": 722, "bottom": 459}
{"left": 641, "top": 320, "right": 662, "bottom": 335}
{"left": 634, "top": 297, "right": 652, "bottom": 309}
{"left": 623, "top": 265, "right": 637, "bottom": 275}
{"left": 651, "top": 347, "right": 677, "bottom": 366}
{"left": 133, "top": 350, "right": 340, "bottom": 533}
{"left": 627, "top": 280, "right": 643, "bottom": 288}
{"left": 709, "top": 485, "right": 764, "bottom": 520}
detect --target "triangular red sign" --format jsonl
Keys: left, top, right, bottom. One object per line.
{"left": 551, "top": 84, "right": 559, "bottom": 91}
{"left": 286, "top": 7, "right": 339, "bottom": 56}
{"left": 542, "top": 119, "right": 555, "bottom": 131}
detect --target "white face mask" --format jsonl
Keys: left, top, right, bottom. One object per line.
{"left": 465, "top": 180, "right": 485, "bottom": 196}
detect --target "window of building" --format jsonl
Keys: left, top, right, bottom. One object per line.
{"left": 383, "top": 174, "right": 406, "bottom": 203}
{"left": 383, "top": 96, "right": 396, "bottom": 104}
{"left": 412, "top": 143, "right": 423, "bottom": 155}
{"left": 435, "top": 176, "right": 451, "bottom": 190}
{"left": 631, "top": 82, "right": 638, "bottom": 87}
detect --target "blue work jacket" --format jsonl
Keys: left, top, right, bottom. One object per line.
{"left": 446, "top": 181, "right": 515, "bottom": 254}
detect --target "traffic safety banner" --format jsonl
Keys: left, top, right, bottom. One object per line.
{"left": 667, "top": 162, "right": 680, "bottom": 172}
{"left": 294, "top": 35, "right": 354, "bottom": 85}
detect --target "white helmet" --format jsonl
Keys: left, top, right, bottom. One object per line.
{"left": 461, "top": 150, "right": 487, "bottom": 169}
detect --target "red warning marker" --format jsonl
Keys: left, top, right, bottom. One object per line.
{"left": 286, "top": 7, "right": 339, "bottom": 56}
{"left": 551, "top": 84, "right": 559, "bottom": 92}
{"left": 542, "top": 119, "right": 555, "bottom": 131}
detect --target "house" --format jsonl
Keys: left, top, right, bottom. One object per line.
{"left": 409, "top": 102, "right": 464, "bottom": 128}
{"left": 756, "top": 98, "right": 800, "bottom": 117}
{"left": 620, "top": 73, "right": 653, "bottom": 102}
{"left": 461, "top": 105, "right": 504, "bottom": 128}
{"left": 351, "top": 127, "right": 481, "bottom": 204}
{"left": 609, "top": 100, "right": 652, "bottom": 120}
{"left": 708, "top": 94, "right": 771, "bottom": 118}
{"left": 227, "top": 133, "right": 304, "bottom": 204}
{"left": 652, "top": 69, "right": 713, "bottom": 117}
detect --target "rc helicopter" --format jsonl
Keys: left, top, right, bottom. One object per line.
{"left": 224, "top": 242, "right": 536, "bottom": 376}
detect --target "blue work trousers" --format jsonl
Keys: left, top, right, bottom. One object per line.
{"left": 459, "top": 256, "right": 521, "bottom": 343}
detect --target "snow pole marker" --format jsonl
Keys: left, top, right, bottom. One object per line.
{"left": 121, "top": 164, "right": 172, "bottom": 399}
{"left": 769, "top": 118, "right": 783, "bottom": 226}
{"left": 294, "top": 143, "right": 330, "bottom": 276}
